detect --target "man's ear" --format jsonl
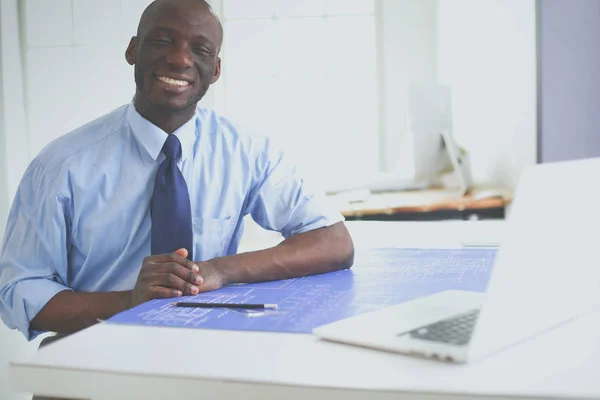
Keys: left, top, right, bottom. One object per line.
{"left": 125, "top": 37, "right": 137, "bottom": 65}
{"left": 210, "top": 57, "right": 221, "bottom": 84}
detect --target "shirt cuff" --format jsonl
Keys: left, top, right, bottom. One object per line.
{"left": 282, "top": 195, "right": 345, "bottom": 238}
{"left": 12, "top": 279, "right": 72, "bottom": 341}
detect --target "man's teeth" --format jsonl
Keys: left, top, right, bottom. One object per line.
{"left": 157, "top": 76, "right": 190, "bottom": 86}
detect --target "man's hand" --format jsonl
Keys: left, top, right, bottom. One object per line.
{"left": 195, "top": 259, "right": 226, "bottom": 293}
{"left": 129, "top": 248, "right": 203, "bottom": 308}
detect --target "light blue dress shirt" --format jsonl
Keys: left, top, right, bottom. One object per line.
{"left": 0, "top": 103, "right": 343, "bottom": 340}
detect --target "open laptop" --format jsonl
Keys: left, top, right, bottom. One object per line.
{"left": 314, "top": 157, "right": 600, "bottom": 363}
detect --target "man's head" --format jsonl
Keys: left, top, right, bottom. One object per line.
{"left": 125, "top": 0, "right": 223, "bottom": 114}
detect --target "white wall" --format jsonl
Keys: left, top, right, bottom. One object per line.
{"left": 437, "top": 0, "right": 537, "bottom": 187}
{"left": 11, "top": 0, "right": 537, "bottom": 189}
{"left": 372, "top": 0, "right": 537, "bottom": 186}
{"left": 1, "top": 0, "right": 28, "bottom": 213}
{"left": 23, "top": 0, "right": 139, "bottom": 158}
{"left": 0, "top": 2, "right": 41, "bottom": 399}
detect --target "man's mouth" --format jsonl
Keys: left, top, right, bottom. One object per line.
{"left": 155, "top": 75, "right": 192, "bottom": 88}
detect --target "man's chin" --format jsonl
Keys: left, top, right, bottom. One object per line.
{"left": 151, "top": 98, "right": 198, "bottom": 113}
{"left": 136, "top": 84, "right": 208, "bottom": 114}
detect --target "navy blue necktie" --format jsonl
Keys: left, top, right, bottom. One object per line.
{"left": 151, "top": 134, "right": 194, "bottom": 260}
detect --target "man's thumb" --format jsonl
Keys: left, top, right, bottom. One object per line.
{"left": 175, "top": 248, "right": 188, "bottom": 258}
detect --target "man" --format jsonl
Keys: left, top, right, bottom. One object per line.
{"left": 0, "top": 0, "right": 354, "bottom": 341}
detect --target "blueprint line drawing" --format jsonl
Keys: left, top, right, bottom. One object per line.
{"left": 108, "top": 248, "right": 497, "bottom": 333}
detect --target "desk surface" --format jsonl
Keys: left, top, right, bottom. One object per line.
{"left": 10, "top": 221, "right": 600, "bottom": 400}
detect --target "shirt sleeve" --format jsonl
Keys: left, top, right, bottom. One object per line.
{"left": 0, "top": 161, "right": 72, "bottom": 341}
{"left": 243, "top": 136, "right": 344, "bottom": 239}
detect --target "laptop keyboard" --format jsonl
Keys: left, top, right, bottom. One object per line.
{"left": 407, "top": 309, "right": 480, "bottom": 346}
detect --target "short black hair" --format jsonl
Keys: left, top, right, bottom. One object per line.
{"left": 136, "top": 0, "right": 223, "bottom": 50}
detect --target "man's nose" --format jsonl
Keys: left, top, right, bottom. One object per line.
{"left": 166, "top": 44, "right": 193, "bottom": 69}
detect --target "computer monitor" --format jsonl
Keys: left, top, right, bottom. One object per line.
{"left": 326, "top": 83, "right": 471, "bottom": 194}
{"left": 408, "top": 82, "right": 472, "bottom": 195}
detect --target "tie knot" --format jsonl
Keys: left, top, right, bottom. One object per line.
{"left": 162, "top": 134, "right": 182, "bottom": 160}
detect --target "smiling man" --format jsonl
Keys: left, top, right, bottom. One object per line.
{"left": 0, "top": 0, "right": 354, "bottom": 341}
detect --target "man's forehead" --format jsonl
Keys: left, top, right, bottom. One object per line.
{"left": 139, "top": 0, "right": 222, "bottom": 38}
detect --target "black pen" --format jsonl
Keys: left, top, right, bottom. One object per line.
{"left": 170, "top": 301, "right": 278, "bottom": 310}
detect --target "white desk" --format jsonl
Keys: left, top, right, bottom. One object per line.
{"left": 10, "top": 221, "right": 600, "bottom": 400}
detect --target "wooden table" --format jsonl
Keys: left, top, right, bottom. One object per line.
{"left": 329, "top": 187, "right": 513, "bottom": 221}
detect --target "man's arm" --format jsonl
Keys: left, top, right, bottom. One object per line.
{"left": 187, "top": 134, "right": 356, "bottom": 292}
{"left": 30, "top": 290, "right": 131, "bottom": 334}
{"left": 194, "top": 222, "right": 354, "bottom": 291}
{"left": 30, "top": 250, "right": 204, "bottom": 334}
{"left": 30, "top": 222, "right": 352, "bottom": 333}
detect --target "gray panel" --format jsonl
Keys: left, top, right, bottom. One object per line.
{"left": 539, "top": 0, "right": 600, "bottom": 162}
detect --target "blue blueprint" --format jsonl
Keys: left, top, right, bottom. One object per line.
{"left": 107, "top": 248, "right": 497, "bottom": 333}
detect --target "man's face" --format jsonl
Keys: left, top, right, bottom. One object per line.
{"left": 126, "top": 0, "right": 222, "bottom": 112}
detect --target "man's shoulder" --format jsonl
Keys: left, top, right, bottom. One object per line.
{"left": 195, "top": 107, "right": 271, "bottom": 153}
{"left": 34, "top": 105, "right": 129, "bottom": 174}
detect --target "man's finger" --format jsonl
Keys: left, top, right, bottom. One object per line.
{"left": 174, "top": 248, "right": 188, "bottom": 259}
{"left": 146, "top": 251, "right": 199, "bottom": 272}
{"left": 148, "top": 270, "right": 200, "bottom": 295}
{"left": 157, "top": 263, "right": 203, "bottom": 285}
{"left": 165, "top": 273, "right": 200, "bottom": 295}
{"left": 149, "top": 286, "right": 182, "bottom": 299}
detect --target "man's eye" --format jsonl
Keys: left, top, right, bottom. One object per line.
{"left": 193, "top": 46, "right": 212, "bottom": 56}
{"left": 152, "top": 37, "right": 172, "bottom": 45}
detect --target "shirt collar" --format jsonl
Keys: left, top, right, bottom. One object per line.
{"left": 126, "top": 102, "right": 198, "bottom": 162}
